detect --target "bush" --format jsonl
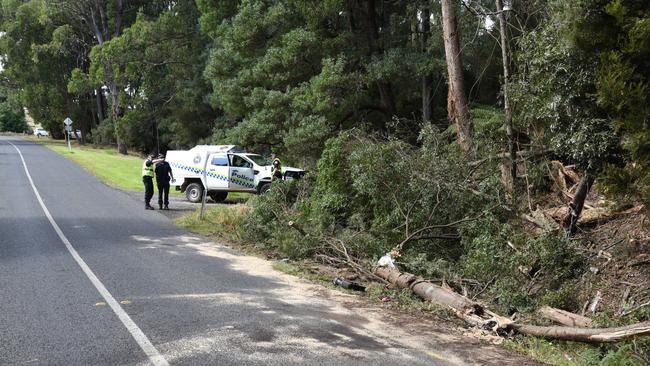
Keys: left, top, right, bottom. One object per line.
{"left": 242, "top": 127, "right": 506, "bottom": 269}
{"left": 0, "top": 102, "right": 27, "bottom": 133}
{"left": 91, "top": 119, "right": 116, "bottom": 146}
{"left": 242, "top": 178, "right": 317, "bottom": 257}
{"left": 460, "top": 215, "right": 584, "bottom": 314}
{"left": 239, "top": 127, "right": 586, "bottom": 318}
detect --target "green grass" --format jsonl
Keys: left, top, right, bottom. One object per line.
{"left": 504, "top": 336, "right": 647, "bottom": 366}
{"left": 44, "top": 141, "right": 147, "bottom": 192}
{"left": 174, "top": 204, "right": 250, "bottom": 240}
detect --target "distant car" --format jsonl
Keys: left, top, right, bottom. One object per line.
{"left": 33, "top": 128, "right": 49, "bottom": 137}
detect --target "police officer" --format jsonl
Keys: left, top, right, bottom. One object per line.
{"left": 142, "top": 154, "right": 155, "bottom": 210}
{"left": 155, "top": 153, "right": 174, "bottom": 210}
{"left": 270, "top": 153, "right": 283, "bottom": 182}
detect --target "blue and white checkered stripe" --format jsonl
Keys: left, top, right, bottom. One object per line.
{"left": 169, "top": 161, "right": 256, "bottom": 189}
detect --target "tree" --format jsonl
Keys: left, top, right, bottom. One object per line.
{"left": 513, "top": 0, "right": 649, "bottom": 217}
{"left": 441, "top": 0, "right": 475, "bottom": 154}
{"left": 495, "top": 0, "right": 516, "bottom": 182}
{"left": 420, "top": 5, "right": 433, "bottom": 123}
{"left": 0, "top": 102, "right": 27, "bottom": 133}
{"left": 0, "top": 1, "right": 90, "bottom": 139}
{"left": 579, "top": 0, "right": 650, "bottom": 208}
{"left": 83, "top": 1, "right": 216, "bottom": 153}
{"left": 56, "top": 0, "right": 155, "bottom": 154}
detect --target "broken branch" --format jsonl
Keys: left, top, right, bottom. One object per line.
{"left": 374, "top": 266, "right": 650, "bottom": 343}
{"left": 539, "top": 306, "right": 593, "bottom": 328}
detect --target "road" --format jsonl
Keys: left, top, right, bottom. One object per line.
{"left": 0, "top": 137, "right": 540, "bottom": 365}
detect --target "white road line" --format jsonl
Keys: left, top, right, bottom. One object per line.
{"left": 9, "top": 141, "right": 169, "bottom": 366}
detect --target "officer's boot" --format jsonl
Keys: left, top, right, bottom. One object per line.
{"left": 159, "top": 203, "right": 163, "bottom": 210}
{"left": 164, "top": 205, "right": 169, "bottom": 210}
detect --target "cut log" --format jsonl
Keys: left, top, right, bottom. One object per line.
{"left": 538, "top": 306, "right": 593, "bottom": 327}
{"left": 374, "top": 267, "right": 483, "bottom": 315}
{"left": 589, "top": 291, "right": 603, "bottom": 313}
{"left": 541, "top": 205, "right": 638, "bottom": 227}
{"left": 511, "top": 322, "right": 650, "bottom": 342}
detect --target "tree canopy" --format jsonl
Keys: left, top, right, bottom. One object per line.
{"left": 0, "top": 0, "right": 646, "bottom": 200}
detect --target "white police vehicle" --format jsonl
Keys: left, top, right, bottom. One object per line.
{"left": 165, "top": 145, "right": 305, "bottom": 203}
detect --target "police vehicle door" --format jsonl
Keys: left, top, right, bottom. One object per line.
{"left": 206, "top": 153, "right": 229, "bottom": 189}
{"left": 228, "top": 154, "right": 255, "bottom": 191}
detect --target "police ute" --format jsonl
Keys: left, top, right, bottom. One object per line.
{"left": 165, "top": 145, "right": 305, "bottom": 203}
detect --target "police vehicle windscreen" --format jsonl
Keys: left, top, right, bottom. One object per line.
{"left": 246, "top": 154, "right": 272, "bottom": 166}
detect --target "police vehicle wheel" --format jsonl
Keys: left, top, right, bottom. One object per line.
{"left": 209, "top": 192, "right": 228, "bottom": 203}
{"left": 258, "top": 183, "right": 271, "bottom": 194}
{"left": 186, "top": 182, "right": 203, "bottom": 203}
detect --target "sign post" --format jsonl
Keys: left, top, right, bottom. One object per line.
{"left": 63, "top": 117, "right": 73, "bottom": 152}
{"left": 199, "top": 151, "right": 210, "bottom": 219}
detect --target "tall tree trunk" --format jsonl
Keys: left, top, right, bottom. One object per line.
{"left": 95, "top": 88, "right": 106, "bottom": 123}
{"left": 421, "top": 6, "right": 433, "bottom": 123}
{"left": 441, "top": 0, "right": 474, "bottom": 154}
{"left": 563, "top": 173, "right": 595, "bottom": 235}
{"left": 365, "top": 0, "right": 396, "bottom": 121}
{"left": 110, "top": 83, "right": 127, "bottom": 155}
{"left": 496, "top": 0, "right": 516, "bottom": 184}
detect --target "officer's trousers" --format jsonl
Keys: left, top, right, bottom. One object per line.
{"left": 157, "top": 182, "right": 170, "bottom": 207}
{"left": 143, "top": 176, "right": 154, "bottom": 205}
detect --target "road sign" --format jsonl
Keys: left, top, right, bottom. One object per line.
{"left": 64, "top": 118, "right": 73, "bottom": 152}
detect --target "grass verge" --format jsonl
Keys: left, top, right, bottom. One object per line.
{"left": 504, "top": 335, "right": 647, "bottom": 366}
{"left": 44, "top": 140, "right": 145, "bottom": 191}
{"left": 174, "top": 204, "right": 250, "bottom": 240}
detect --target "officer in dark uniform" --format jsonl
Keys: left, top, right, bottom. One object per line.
{"left": 270, "top": 153, "right": 283, "bottom": 182}
{"left": 142, "top": 154, "right": 155, "bottom": 210}
{"left": 155, "top": 153, "right": 174, "bottom": 210}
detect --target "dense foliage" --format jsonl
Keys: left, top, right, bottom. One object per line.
{"left": 241, "top": 128, "right": 585, "bottom": 315}
{"left": 513, "top": 0, "right": 649, "bottom": 206}
{"left": 0, "top": 101, "right": 27, "bottom": 133}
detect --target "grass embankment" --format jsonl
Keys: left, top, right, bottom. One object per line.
{"left": 44, "top": 139, "right": 146, "bottom": 191}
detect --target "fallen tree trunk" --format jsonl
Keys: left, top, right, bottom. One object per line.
{"left": 538, "top": 306, "right": 593, "bottom": 327}
{"left": 374, "top": 266, "right": 482, "bottom": 314}
{"left": 511, "top": 322, "right": 650, "bottom": 342}
{"left": 374, "top": 266, "right": 650, "bottom": 343}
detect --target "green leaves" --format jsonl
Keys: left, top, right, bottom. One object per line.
{"left": 0, "top": 102, "right": 27, "bottom": 133}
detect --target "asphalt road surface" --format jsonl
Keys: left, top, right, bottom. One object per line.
{"left": 0, "top": 137, "right": 540, "bottom": 366}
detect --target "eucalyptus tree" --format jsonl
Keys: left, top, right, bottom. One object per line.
{"left": 0, "top": 0, "right": 88, "bottom": 138}
{"left": 441, "top": 0, "right": 474, "bottom": 154}
{"left": 57, "top": 0, "right": 158, "bottom": 154}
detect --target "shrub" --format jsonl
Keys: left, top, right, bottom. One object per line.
{"left": 239, "top": 127, "right": 586, "bottom": 318}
